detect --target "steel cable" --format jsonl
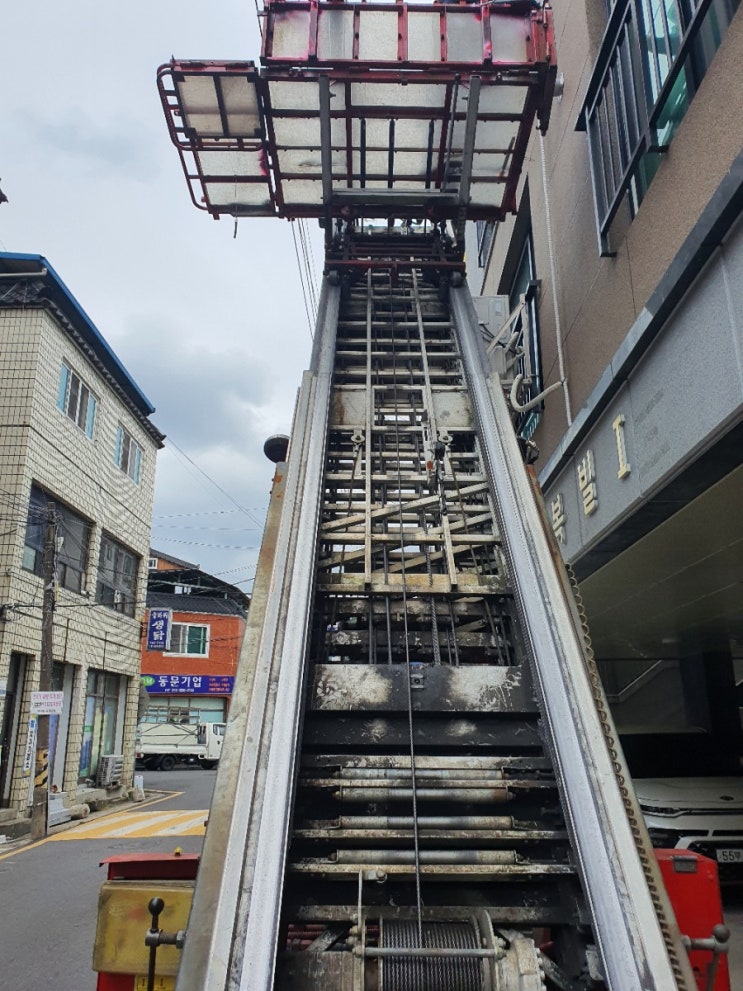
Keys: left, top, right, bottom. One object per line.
{"left": 388, "top": 273, "right": 424, "bottom": 941}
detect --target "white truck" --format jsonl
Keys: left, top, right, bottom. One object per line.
{"left": 135, "top": 721, "right": 225, "bottom": 771}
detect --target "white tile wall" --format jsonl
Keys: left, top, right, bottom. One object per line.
{"left": 0, "top": 307, "right": 160, "bottom": 811}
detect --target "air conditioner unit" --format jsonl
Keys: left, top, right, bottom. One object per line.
{"left": 97, "top": 754, "right": 124, "bottom": 788}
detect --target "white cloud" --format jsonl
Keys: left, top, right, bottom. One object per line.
{"left": 0, "top": 0, "right": 322, "bottom": 587}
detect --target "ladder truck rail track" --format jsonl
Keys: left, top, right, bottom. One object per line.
{"left": 173, "top": 266, "right": 693, "bottom": 991}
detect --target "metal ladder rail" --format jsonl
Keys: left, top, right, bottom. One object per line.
{"left": 174, "top": 280, "right": 340, "bottom": 991}
{"left": 451, "top": 282, "right": 694, "bottom": 991}
{"left": 286, "top": 275, "right": 580, "bottom": 948}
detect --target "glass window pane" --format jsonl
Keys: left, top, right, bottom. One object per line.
{"left": 67, "top": 373, "right": 81, "bottom": 422}
{"left": 96, "top": 534, "right": 139, "bottom": 616}
{"left": 187, "top": 626, "right": 207, "bottom": 654}
{"left": 57, "top": 365, "right": 69, "bottom": 411}
{"left": 86, "top": 394, "right": 97, "bottom": 438}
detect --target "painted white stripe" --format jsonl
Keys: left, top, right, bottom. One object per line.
{"left": 52, "top": 809, "right": 208, "bottom": 840}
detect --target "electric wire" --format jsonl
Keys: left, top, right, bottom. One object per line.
{"left": 154, "top": 509, "right": 266, "bottom": 520}
{"left": 150, "top": 538, "right": 257, "bottom": 550}
{"left": 298, "top": 219, "right": 319, "bottom": 313}
{"left": 299, "top": 218, "right": 319, "bottom": 305}
{"left": 290, "top": 220, "right": 315, "bottom": 338}
{"left": 164, "top": 437, "right": 265, "bottom": 530}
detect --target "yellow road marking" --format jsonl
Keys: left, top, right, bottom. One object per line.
{"left": 51, "top": 809, "right": 208, "bottom": 840}
{"left": 0, "top": 791, "right": 181, "bottom": 860}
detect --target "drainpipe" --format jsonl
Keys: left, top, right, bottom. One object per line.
{"left": 540, "top": 131, "right": 572, "bottom": 427}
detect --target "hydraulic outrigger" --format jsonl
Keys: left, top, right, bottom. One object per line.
{"left": 94, "top": 3, "right": 708, "bottom": 989}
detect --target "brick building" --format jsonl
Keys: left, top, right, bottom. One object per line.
{"left": 141, "top": 566, "right": 249, "bottom": 725}
{"left": 474, "top": 0, "right": 743, "bottom": 774}
{"left": 0, "top": 252, "right": 163, "bottom": 826}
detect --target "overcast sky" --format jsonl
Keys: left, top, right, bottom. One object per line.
{"left": 1, "top": 2, "right": 322, "bottom": 590}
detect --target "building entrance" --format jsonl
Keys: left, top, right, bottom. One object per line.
{"left": 0, "top": 654, "right": 27, "bottom": 807}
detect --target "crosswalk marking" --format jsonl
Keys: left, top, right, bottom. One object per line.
{"left": 51, "top": 809, "right": 208, "bottom": 840}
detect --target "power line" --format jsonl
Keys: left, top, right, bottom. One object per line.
{"left": 149, "top": 537, "right": 258, "bottom": 550}
{"left": 154, "top": 508, "right": 266, "bottom": 520}
{"left": 164, "top": 436, "right": 265, "bottom": 530}
{"left": 214, "top": 564, "right": 256, "bottom": 577}
{"left": 152, "top": 525, "right": 260, "bottom": 532}
{"left": 290, "top": 220, "right": 315, "bottom": 338}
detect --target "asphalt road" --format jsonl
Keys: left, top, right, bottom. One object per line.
{"left": 0, "top": 766, "right": 217, "bottom": 991}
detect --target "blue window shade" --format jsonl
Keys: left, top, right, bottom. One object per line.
{"left": 85, "top": 394, "right": 97, "bottom": 439}
{"left": 57, "top": 365, "right": 69, "bottom": 411}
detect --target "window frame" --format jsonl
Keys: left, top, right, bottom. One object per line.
{"left": 476, "top": 219, "right": 497, "bottom": 270}
{"left": 165, "top": 622, "right": 210, "bottom": 657}
{"left": 23, "top": 485, "right": 92, "bottom": 594}
{"left": 57, "top": 361, "right": 97, "bottom": 439}
{"left": 115, "top": 424, "right": 143, "bottom": 484}
{"left": 144, "top": 697, "right": 226, "bottom": 724}
{"left": 78, "top": 669, "right": 122, "bottom": 782}
{"left": 578, "top": 0, "right": 737, "bottom": 254}
{"left": 96, "top": 533, "right": 139, "bottom": 617}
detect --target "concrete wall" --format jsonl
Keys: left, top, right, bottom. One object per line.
{"left": 480, "top": 3, "right": 743, "bottom": 468}
{"left": 541, "top": 212, "right": 743, "bottom": 563}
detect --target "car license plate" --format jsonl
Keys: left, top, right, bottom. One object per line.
{"left": 135, "top": 977, "right": 176, "bottom": 991}
{"left": 717, "top": 848, "right": 743, "bottom": 862}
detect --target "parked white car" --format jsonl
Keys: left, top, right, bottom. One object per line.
{"left": 634, "top": 777, "right": 743, "bottom": 874}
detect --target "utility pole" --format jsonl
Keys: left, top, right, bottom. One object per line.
{"left": 30, "top": 501, "right": 56, "bottom": 840}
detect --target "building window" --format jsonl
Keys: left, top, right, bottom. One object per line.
{"left": 508, "top": 234, "right": 542, "bottom": 441}
{"left": 79, "top": 670, "right": 122, "bottom": 782}
{"left": 23, "top": 485, "right": 91, "bottom": 594}
{"left": 144, "top": 697, "right": 226, "bottom": 724}
{"left": 476, "top": 220, "right": 497, "bottom": 269}
{"left": 148, "top": 557, "right": 159, "bottom": 570}
{"left": 96, "top": 534, "right": 139, "bottom": 617}
{"left": 166, "top": 623, "right": 210, "bottom": 657}
{"left": 57, "top": 362, "right": 97, "bottom": 438}
{"left": 115, "top": 425, "right": 142, "bottom": 483}
{"left": 578, "top": 0, "right": 739, "bottom": 253}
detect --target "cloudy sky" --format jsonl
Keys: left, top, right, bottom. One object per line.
{"left": 1, "top": 2, "right": 322, "bottom": 590}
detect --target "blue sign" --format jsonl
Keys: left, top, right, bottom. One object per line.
{"left": 147, "top": 609, "right": 172, "bottom": 651}
{"left": 142, "top": 675, "right": 235, "bottom": 695}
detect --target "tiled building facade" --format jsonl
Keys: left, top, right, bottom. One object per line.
{"left": 475, "top": 0, "right": 743, "bottom": 775}
{"left": 0, "top": 253, "right": 163, "bottom": 823}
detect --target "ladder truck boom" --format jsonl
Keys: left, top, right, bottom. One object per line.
{"left": 139, "top": 4, "right": 698, "bottom": 989}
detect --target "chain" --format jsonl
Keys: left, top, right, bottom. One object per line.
{"left": 565, "top": 563, "right": 691, "bottom": 991}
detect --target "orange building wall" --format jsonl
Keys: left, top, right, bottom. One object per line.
{"left": 141, "top": 609, "right": 246, "bottom": 679}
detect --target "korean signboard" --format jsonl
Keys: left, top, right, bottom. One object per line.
{"left": 22, "top": 716, "right": 37, "bottom": 779}
{"left": 141, "top": 675, "right": 235, "bottom": 695}
{"left": 147, "top": 608, "right": 172, "bottom": 651}
{"left": 30, "top": 690, "right": 64, "bottom": 715}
